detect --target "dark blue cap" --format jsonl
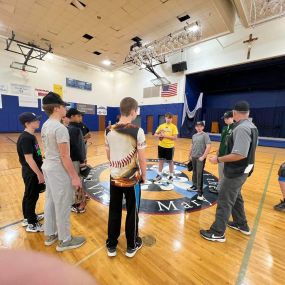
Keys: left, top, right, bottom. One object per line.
{"left": 19, "top": 112, "right": 41, "bottom": 125}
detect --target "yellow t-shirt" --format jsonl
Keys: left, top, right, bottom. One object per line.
{"left": 155, "top": 123, "right": 178, "bottom": 148}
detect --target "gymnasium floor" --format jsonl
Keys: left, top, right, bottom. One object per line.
{"left": 0, "top": 132, "right": 284, "bottom": 285}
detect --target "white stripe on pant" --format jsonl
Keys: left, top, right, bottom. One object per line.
{"left": 43, "top": 165, "right": 74, "bottom": 241}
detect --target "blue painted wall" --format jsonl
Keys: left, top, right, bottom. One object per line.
{"left": 0, "top": 95, "right": 99, "bottom": 132}
{"left": 0, "top": 95, "right": 183, "bottom": 134}
{"left": 107, "top": 103, "right": 184, "bottom": 135}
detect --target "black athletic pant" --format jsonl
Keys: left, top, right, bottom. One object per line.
{"left": 106, "top": 184, "right": 140, "bottom": 249}
{"left": 22, "top": 173, "right": 40, "bottom": 224}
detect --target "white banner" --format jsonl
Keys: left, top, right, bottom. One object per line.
{"left": 18, "top": 95, "right": 38, "bottom": 108}
{"left": 0, "top": 95, "right": 2, "bottom": 109}
{"left": 97, "top": 106, "right": 107, "bottom": 115}
{"left": 182, "top": 92, "right": 203, "bottom": 125}
{"left": 11, "top": 83, "right": 33, "bottom": 96}
{"left": 0, "top": 84, "right": 8, "bottom": 94}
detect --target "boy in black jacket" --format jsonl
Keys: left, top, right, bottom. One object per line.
{"left": 17, "top": 112, "right": 45, "bottom": 232}
{"left": 66, "top": 108, "right": 88, "bottom": 213}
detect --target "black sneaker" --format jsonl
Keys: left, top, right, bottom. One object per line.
{"left": 227, "top": 221, "right": 251, "bottom": 236}
{"left": 187, "top": 185, "right": 198, "bottom": 192}
{"left": 274, "top": 200, "right": 285, "bottom": 212}
{"left": 153, "top": 174, "right": 162, "bottom": 182}
{"left": 125, "top": 237, "right": 143, "bottom": 258}
{"left": 168, "top": 176, "right": 174, "bottom": 183}
{"left": 200, "top": 229, "right": 226, "bottom": 242}
{"left": 107, "top": 246, "right": 117, "bottom": 257}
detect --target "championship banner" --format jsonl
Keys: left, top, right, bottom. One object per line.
{"left": 35, "top": 88, "right": 49, "bottom": 97}
{"left": 53, "top": 84, "right": 63, "bottom": 97}
{"left": 77, "top": 103, "right": 95, "bottom": 115}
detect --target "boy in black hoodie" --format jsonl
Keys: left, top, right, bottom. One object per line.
{"left": 66, "top": 108, "right": 88, "bottom": 213}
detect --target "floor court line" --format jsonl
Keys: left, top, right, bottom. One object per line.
{"left": 235, "top": 154, "right": 276, "bottom": 285}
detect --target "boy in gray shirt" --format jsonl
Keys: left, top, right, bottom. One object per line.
{"left": 188, "top": 121, "right": 211, "bottom": 200}
{"left": 41, "top": 92, "right": 85, "bottom": 251}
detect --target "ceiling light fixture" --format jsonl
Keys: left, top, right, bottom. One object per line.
{"left": 102, "top": 59, "right": 112, "bottom": 66}
{"left": 193, "top": 46, "right": 201, "bottom": 54}
{"left": 124, "top": 21, "right": 202, "bottom": 68}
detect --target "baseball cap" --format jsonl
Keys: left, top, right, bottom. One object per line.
{"left": 233, "top": 101, "right": 250, "bottom": 112}
{"left": 66, "top": 108, "right": 84, "bottom": 118}
{"left": 221, "top": 111, "right": 233, "bottom": 119}
{"left": 195, "top": 121, "right": 205, "bottom": 127}
{"left": 42, "top": 92, "right": 69, "bottom": 106}
{"left": 19, "top": 112, "right": 41, "bottom": 125}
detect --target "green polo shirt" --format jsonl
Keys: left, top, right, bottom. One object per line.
{"left": 218, "top": 124, "right": 234, "bottom": 157}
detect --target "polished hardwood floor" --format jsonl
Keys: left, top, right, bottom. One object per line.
{"left": 0, "top": 132, "right": 284, "bottom": 285}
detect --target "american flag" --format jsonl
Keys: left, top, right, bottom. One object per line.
{"left": 161, "top": 83, "right": 178, "bottom": 97}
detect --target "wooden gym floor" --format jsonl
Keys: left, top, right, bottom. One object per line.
{"left": 0, "top": 132, "right": 284, "bottom": 285}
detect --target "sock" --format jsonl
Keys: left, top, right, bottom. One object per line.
{"left": 170, "top": 172, "right": 174, "bottom": 177}
{"left": 158, "top": 172, "right": 161, "bottom": 176}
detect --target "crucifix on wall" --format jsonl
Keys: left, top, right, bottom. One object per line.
{"left": 243, "top": 34, "right": 258, "bottom": 60}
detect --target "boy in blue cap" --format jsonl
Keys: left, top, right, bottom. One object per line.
{"left": 17, "top": 112, "right": 44, "bottom": 232}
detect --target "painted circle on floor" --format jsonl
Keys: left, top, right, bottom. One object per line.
{"left": 84, "top": 159, "right": 219, "bottom": 214}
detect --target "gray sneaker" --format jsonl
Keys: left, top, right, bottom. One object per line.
{"left": 45, "top": 234, "right": 58, "bottom": 246}
{"left": 56, "top": 236, "right": 86, "bottom": 252}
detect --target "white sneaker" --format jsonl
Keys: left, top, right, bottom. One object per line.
{"left": 197, "top": 194, "right": 204, "bottom": 201}
{"left": 26, "top": 222, "right": 44, "bottom": 233}
{"left": 22, "top": 219, "right": 28, "bottom": 227}
{"left": 22, "top": 214, "right": 44, "bottom": 227}
{"left": 37, "top": 214, "right": 44, "bottom": 221}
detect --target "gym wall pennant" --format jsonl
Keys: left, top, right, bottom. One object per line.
{"left": 53, "top": 84, "right": 63, "bottom": 97}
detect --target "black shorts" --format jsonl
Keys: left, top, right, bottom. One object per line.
{"left": 158, "top": 146, "right": 174, "bottom": 161}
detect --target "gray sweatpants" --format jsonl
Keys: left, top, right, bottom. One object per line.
{"left": 43, "top": 165, "right": 74, "bottom": 241}
{"left": 192, "top": 157, "right": 206, "bottom": 195}
{"left": 216, "top": 162, "right": 224, "bottom": 192}
{"left": 210, "top": 174, "right": 248, "bottom": 234}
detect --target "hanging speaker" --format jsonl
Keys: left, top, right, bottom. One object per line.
{"left": 172, "top": 61, "right": 187, "bottom": 73}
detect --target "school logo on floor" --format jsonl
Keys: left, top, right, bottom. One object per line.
{"left": 84, "top": 159, "right": 219, "bottom": 214}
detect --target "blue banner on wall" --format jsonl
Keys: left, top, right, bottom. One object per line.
{"left": 66, "top": 78, "right": 92, "bottom": 91}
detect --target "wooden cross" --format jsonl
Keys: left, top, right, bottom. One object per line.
{"left": 243, "top": 34, "right": 258, "bottom": 60}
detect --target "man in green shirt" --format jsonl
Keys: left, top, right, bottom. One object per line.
{"left": 210, "top": 111, "right": 234, "bottom": 194}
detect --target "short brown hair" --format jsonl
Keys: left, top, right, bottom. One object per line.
{"left": 120, "top": 97, "right": 138, "bottom": 116}
{"left": 165, "top": 112, "right": 173, "bottom": 118}
{"left": 42, "top": 104, "right": 61, "bottom": 116}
